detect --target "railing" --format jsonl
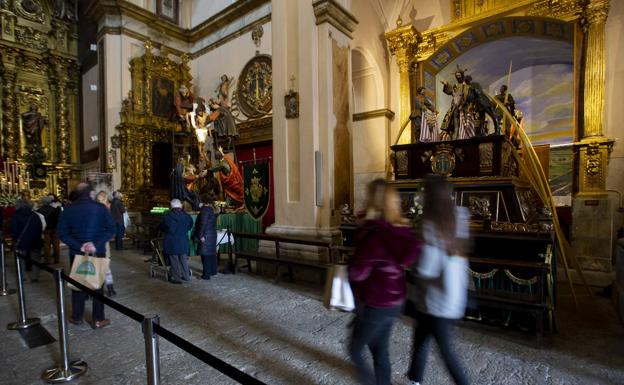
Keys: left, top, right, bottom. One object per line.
{"left": 0, "top": 241, "right": 268, "bottom": 385}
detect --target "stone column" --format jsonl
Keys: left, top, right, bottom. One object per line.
{"left": 385, "top": 22, "right": 418, "bottom": 145}
{"left": 267, "top": 0, "right": 357, "bottom": 256}
{"left": 571, "top": 0, "right": 615, "bottom": 273}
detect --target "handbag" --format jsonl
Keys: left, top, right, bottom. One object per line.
{"left": 68, "top": 254, "right": 110, "bottom": 291}
{"left": 323, "top": 264, "right": 355, "bottom": 312}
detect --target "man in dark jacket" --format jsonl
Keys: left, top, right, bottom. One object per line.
{"left": 11, "top": 199, "right": 43, "bottom": 282}
{"left": 110, "top": 191, "right": 126, "bottom": 250}
{"left": 159, "top": 199, "right": 193, "bottom": 284}
{"left": 38, "top": 195, "right": 61, "bottom": 264}
{"left": 58, "top": 183, "right": 116, "bottom": 328}
{"left": 193, "top": 193, "right": 220, "bottom": 280}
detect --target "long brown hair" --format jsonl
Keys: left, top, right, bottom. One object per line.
{"left": 422, "top": 174, "right": 458, "bottom": 252}
{"left": 363, "top": 179, "right": 403, "bottom": 225}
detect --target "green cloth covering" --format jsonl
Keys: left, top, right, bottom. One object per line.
{"left": 216, "top": 212, "right": 261, "bottom": 252}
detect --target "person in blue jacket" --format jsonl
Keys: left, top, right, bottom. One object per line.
{"left": 159, "top": 199, "right": 194, "bottom": 284}
{"left": 11, "top": 198, "right": 44, "bottom": 283}
{"left": 193, "top": 193, "right": 221, "bottom": 280}
{"left": 58, "top": 183, "right": 116, "bottom": 328}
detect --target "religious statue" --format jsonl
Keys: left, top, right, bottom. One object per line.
{"left": 440, "top": 66, "right": 475, "bottom": 140}
{"left": 54, "top": 0, "right": 77, "bottom": 21}
{"left": 170, "top": 155, "right": 199, "bottom": 210}
{"left": 174, "top": 85, "right": 194, "bottom": 130}
{"left": 215, "top": 74, "right": 234, "bottom": 107}
{"left": 210, "top": 148, "right": 243, "bottom": 208}
{"left": 466, "top": 76, "right": 501, "bottom": 136}
{"left": 21, "top": 103, "right": 47, "bottom": 149}
{"left": 208, "top": 99, "right": 238, "bottom": 149}
{"left": 495, "top": 84, "right": 518, "bottom": 133}
{"left": 410, "top": 87, "right": 439, "bottom": 143}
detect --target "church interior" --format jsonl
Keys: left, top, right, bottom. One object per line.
{"left": 1, "top": 0, "right": 624, "bottom": 384}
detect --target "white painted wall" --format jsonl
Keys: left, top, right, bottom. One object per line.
{"left": 191, "top": 0, "right": 237, "bottom": 28}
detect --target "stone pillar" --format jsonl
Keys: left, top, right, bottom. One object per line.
{"left": 385, "top": 22, "right": 418, "bottom": 145}
{"left": 267, "top": 0, "right": 357, "bottom": 257}
{"left": 572, "top": 0, "right": 615, "bottom": 273}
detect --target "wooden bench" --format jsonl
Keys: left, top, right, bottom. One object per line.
{"left": 231, "top": 231, "right": 334, "bottom": 283}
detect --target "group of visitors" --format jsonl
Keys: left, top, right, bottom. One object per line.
{"left": 348, "top": 175, "right": 470, "bottom": 385}
{"left": 159, "top": 192, "right": 220, "bottom": 284}
{"left": 8, "top": 184, "right": 126, "bottom": 329}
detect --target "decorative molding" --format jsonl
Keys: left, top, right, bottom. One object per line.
{"left": 352, "top": 108, "right": 395, "bottom": 122}
{"left": 234, "top": 116, "right": 272, "bottom": 146}
{"left": 86, "top": 0, "right": 270, "bottom": 44}
{"left": 312, "top": 0, "right": 359, "bottom": 38}
{"left": 188, "top": 0, "right": 270, "bottom": 42}
{"left": 190, "top": 14, "right": 271, "bottom": 59}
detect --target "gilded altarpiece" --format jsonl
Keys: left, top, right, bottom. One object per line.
{"left": 116, "top": 42, "right": 192, "bottom": 210}
{"left": 0, "top": 0, "right": 80, "bottom": 198}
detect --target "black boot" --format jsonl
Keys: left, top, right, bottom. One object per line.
{"left": 106, "top": 284, "right": 117, "bottom": 297}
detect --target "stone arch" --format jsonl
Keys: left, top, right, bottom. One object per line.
{"left": 351, "top": 47, "right": 384, "bottom": 113}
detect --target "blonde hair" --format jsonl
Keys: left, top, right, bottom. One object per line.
{"left": 95, "top": 191, "right": 110, "bottom": 206}
{"left": 363, "top": 179, "right": 403, "bottom": 224}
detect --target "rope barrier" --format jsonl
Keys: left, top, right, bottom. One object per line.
{"left": 11, "top": 252, "right": 270, "bottom": 384}
{"left": 153, "top": 324, "right": 269, "bottom": 385}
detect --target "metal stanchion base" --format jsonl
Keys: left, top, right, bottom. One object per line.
{"left": 42, "top": 360, "right": 88, "bottom": 383}
{"left": 0, "top": 288, "right": 16, "bottom": 296}
{"left": 7, "top": 317, "right": 40, "bottom": 330}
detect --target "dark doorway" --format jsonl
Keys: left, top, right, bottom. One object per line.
{"left": 152, "top": 142, "right": 172, "bottom": 189}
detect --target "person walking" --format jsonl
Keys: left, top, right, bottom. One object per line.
{"left": 159, "top": 199, "right": 193, "bottom": 284}
{"left": 95, "top": 191, "right": 117, "bottom": 297}
{"left": 405, "top": 174, "right": 471, "bottom": 385}
{"left": 193, "top": 193, "right": 221, "bottom": 280}
{"left": 58, "top": 183, "right": 116, "bottom": 328}
{"left": 37, "top": 195, "right": 61, "bottom": 264}
{"left": 10, "top": 198, "right": 44, "bottom": 283}
{"left": 110, "top": 191, "right": 126, "bottom": 250}
{"left": 348, "top": 179, "right": 422, "bottom": 385}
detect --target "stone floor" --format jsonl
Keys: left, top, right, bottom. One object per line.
{"left": 1, "top": 248, "right": 623, "bottom": 385}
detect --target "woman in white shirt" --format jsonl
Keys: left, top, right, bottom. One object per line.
{"left": 406, "top": 174, "right": 471, "bottom": 385}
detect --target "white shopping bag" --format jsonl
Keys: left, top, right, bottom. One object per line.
{"left": 323, "top": 264, "right": 355, "bottom": 312}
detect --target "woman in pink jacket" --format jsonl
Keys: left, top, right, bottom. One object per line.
{"left": 348, "top": 179, "right": 422, "bottom": 385}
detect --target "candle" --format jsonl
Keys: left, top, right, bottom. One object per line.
{"left": 26, "top": 171, "right": 30, "bottom": 190}
{"left": 3, "top": 159, "right": 7, "bottom": 181}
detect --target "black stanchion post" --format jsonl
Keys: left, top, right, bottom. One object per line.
{"left": 7, "top": 252, "right": 40, "bottom": 330}
{"left": 0, "top": 241, "right": 16, "bottom": 296}
{"left": 143, "top": 314, "right": 160, "bottom": 385}
{"left": 42, "top": 268, "right": 88, "bottom": 383}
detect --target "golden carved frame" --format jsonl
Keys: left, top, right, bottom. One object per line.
{"left": 385, "top": 0, "right": 612, "bottom": 196}
{"left": 116, "top": 40, "right": 193, "bottom": 209}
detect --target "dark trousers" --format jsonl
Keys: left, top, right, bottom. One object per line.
{"left": 408, "top": 312, "right": 469, "bottom": 385}
{"left": 72, "top": 288, "right": 105, "bottom": 322}
{"left": 115, "top": 223, "right": 125, "bottom": 250}
{"left": 200, "top": 253, "right": 217, "bottom": 279}
{"left": 168, "top": 254, "right": 190, "bottom": 282}
{"left": 69, "top": 253, "right": 105, "bottom": 322}
{"left": 349, "top": 303, "right": 402, "bottom": 385}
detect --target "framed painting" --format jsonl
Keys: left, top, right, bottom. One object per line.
{"left": 157, "top": 0, "right": 178, "bottom": 24}
{"left": 151, "top": 77, "right": 174, "bottom": 119}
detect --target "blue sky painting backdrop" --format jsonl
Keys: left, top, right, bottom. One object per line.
{"left": 435, "top": 37, "right": 574, "bottom": 145}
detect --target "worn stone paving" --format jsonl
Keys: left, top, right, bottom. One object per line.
{"left": 1, "top": 248, "right": 623, "bottom": 385}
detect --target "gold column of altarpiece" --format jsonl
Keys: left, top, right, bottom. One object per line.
{"left": 116, "top": 41, "right": 193, "bottom": 210}
{"left": 386, "top": 0, "right": 613, "bottom": 197}
{"left": 0, "top": 0, "right": 80, "bottom": 199}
